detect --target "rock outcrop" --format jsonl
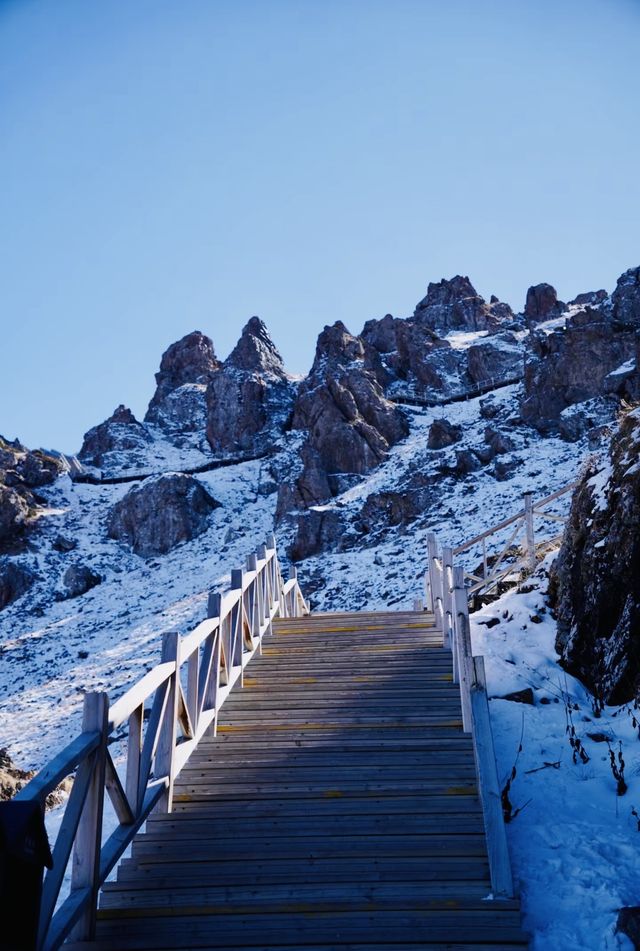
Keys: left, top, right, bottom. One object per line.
{"left": 550, "top": 408, "right": 640, "bottom": 703}
{"left": 520, "top": 274, "right": 640, "bottom": 434}
{"left": 0, "top": 559, "right": 36, "bottom": 610}
{"left": 0, "top": 438, "right": 66, "bottom": 545}
{"left": 413, "top": 276, "right": 513, "bottom": 333}
{"left": 568, "top": 289, "right": 607, "bottom": 308}
{"left": 79, "top": 405, "right": 152, "bottom": 468}
{"left": 206, "top": 318, "right": 295, "bottom": 453}
{"left": 523, "top": 283, "right": 565, "bottom": 325}
{"left": 427, "top": 418, "right": 462, "bottom": 449}
{"left": 291, "top": 322, "right": 408, "bottom": 476}
{"left": 145, "top": 331, "right": 220, "bottom": 433}
{"left": 466, "top": 332, "right": 523, "bottom": 384}
{"left": 107, "top": 473, "right": 219, "bottom": 557}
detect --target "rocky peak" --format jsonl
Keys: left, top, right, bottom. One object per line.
{"left": 413, "top": 276, "right": 503, "bottom": 333}
{"left": 611, "top": 266, "right": 640, "bottom": 327}
{"left": 568, "top": 289, "right": 607, "bottom": 308}
{"left": 78, "top": 405, "right": 151, "bottom": 467}
{"left": 225, "top": 317, "right": 288, "bottom": 380}
{"left": 107, "top": 405, "right": 138, "bottom": 426}
{"left": 311, "top": 321, "right": 366, "bottom": 370}
{"left": 523, "top": 283, "right": 565, "bottom": 325}
{"left": 145, "top": 331, "right": 220, "bottom": 428}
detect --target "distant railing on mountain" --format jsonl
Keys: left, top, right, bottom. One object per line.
{"left": 14, "top": 536, "right": 309, "bottom": 951}
{"left": 452, "top": 482, "right": 577, "bottom": 600}
{"left": 388, "top": 371, "right": 524, "bottom": 408}
{"left": 73, "top": 448, "right": 275, "bottom": 485}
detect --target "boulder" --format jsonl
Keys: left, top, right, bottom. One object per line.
{"left": 413, "top": 276, "right": 509, "bottom": 333}
{"left": 145, "top": 331, "right": 220, "bottom": 432}
{"left": 427, "top": 418, "right": 462, "bottom": 449}
{"left": 107, "top": 473, "right": 219, "bottom": 557}
{"left": 484, "top": 425, "right": 515, "bottom": 455}
{"left": 59, "top": 563, "right": 102, "bottom": 600}
{"left": 275, "top": 444, "right": 333, "bottom": 518}
{"left": 610, "top": 266, "right": 640, "bottom": 327}
{"left": 493, "top": 457, "right": 521, "bottom": 481}
{"left": 455, "top": 450, "right": 482, "bottom": 476}
{"left": 15, "top": 450, "right": 62, "bottom": 487}
{"left": 206, "top": 318, "right": 295, "bottom": 453}
{"left": 0, "top": 559, "right": 36, "bottom": 610}
{"left": 79, "top": 405, "right": 152, "bottom": 467}
{"left": 550, "top": 408, "right": 640, "bottom": 703}
{"left": 523, "top": 283, "right": 565, "bottom": 325}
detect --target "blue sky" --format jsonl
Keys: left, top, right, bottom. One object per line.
{"left": 1, "top": 0, "right": 639, "bottom": 452}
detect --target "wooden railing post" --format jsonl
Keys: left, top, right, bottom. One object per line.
{"left": 69, "top": 691, "right": 108, "bottom": 942}
{"left": 523, "top": 491, "right": 536, "bottom": 574}
{"left": 230, "top": 568, "right": 244, "bottom": 670}
{"left": 442, "top": 545, "right": 454, "bottom": 655}
{"left": 453, "top": 566, "right": 473, "bottom": 733}
{"left": 288, "top": 566, "right": 298, "bottom": 617}
{"left": 155, "top": 632, "right": 180, "bottom": 814}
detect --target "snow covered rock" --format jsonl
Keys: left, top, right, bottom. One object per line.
{"left": 523, "top": 282, "right": 565, "bottom": 325}
{"left": 567, "top": 288, "right": 607, "bottom": 308}
{"left": 107, "top": 473, "right": 220, "bottom": 557}
{"left": 465, "top": 332, "right": 523, "bottom": 384}
{"left": 145, "top": 331, "right": 220, "bottom": 433}
{"left": 0, "top": 486, "right": 29, "bottom": 544}
{"left": 206, "top": 317, "right": 295, "bottom": 453}
{"left": 361, "top": 314, "right": 465, "bottom": 394}
{"left": 550, "top": 407, "right": 640, "bottom": 703}
{"left": 610, "top": 265, "right": 640, "bottom": 327}
{"left": 413, "top": 275, "right": 511, "bottom": 333}
{"left": 78, "top": 405, "right": 152, "bottom": 467}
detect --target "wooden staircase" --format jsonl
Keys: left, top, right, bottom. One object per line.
{"left": 89, "top": 610, "right": 528, "bottom": 949}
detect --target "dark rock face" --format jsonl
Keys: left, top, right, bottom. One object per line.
{"left": 206, "top": 318, "right": 295, "bottom": 453}
{"left": 292, "top": 322, "right": 408, "bottom": 476}
{"left": 550, "top": 409, "right": 640, "bottom": 703}
{"left": 414, "top": 276, "right": 510, "bottom": 333}
{"left": 0, "top": 486, "right": 29, "bottom": 544}
{"left": 59, "top": 563, "right": 102, "bottom": 600}
{"left": 520, "top": 304, "right": 639, "bottom": 433}
{"left": 107, "top": 473, "right": 219, "bottom": 557}
{"left": 484, "top": 425, "right": 515, "bottom": 455}
{"left": 79, "top": 405, "right": 152, "bottom": 467}
{"left": 610, "top": 266, "right": 640, "bottom": 327}
{"left": 427, "top": 418, "right": 462, "bottom": 450}
{"left": 289, "top": 508, "right": 345, "bottom": 561}
{"left": 523, "top": 283, "right": 565, "bottom": 325}
{"left": 466, "top": 332, "right": 523, "bottom": 384}
{"left": 0, "top": 559, "right": 36, "bottom": 610}
{"left": 275, "top": 445, "right": 333, "bottom": 518}
{"left": 145, "top": 331, "right": 220, "bottom": 432}
{"left": 361, "top": 315, "right": 463, "bottom": 392}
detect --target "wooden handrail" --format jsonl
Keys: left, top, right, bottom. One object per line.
{"left": 427, "top": 543, "right": 514, "bottom": 898}
{"left": 14, "top": 534, "right": 308, "bottom": 951}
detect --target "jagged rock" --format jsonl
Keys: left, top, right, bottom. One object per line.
{"left": 206, "top": 318, "right": 295, "bottom": 453}
{"left": 0, "top": 748, "right": 71, "bottom": 806}
{"left": 357, "top": 491, "right": 421, "bottom": 533}
{"left": 15, "top": 450, "right": 62, "bottom": 487}
{"left": 289, "top": 508, "right": 345, "bottom": 561}
{"left": 523, "top": 283, "right": 565, "bottom": 325}
{"left": 466, "top": 332, "right": 523, "bottom": 384}
{"left": 413, "top": 276, "right": 510, "bottom": 333}
{"left": 427, "top": 418, "right": 462, "bottom": 449}
{"left": 0, "top": 559, "right": 36, "bottom": 610}
{"left": 292, "top": 322, "right": 408, "bottom": 477}
{"left": 107, "top": 473, "right": 219, "bottom": 557}
{"left": 0, "top": 486, "right": 29, "bottom": 544}
{"left": 479, "top": 395, "right": 501, "bottom": 420}
{"left": 568, "top": 289, "right": 607, "bottom": 308}
{"left": 558, "top": 397, "right": 618, "bottom": 443}
{"left": 484, "top": 425, "right": 515, "bottom": 455}
{"left": 59, "top": 563, "right": 102, "bottom": 600}
{"left": 550, "top": 409, "right": 640, "bottom": 703}
{"left": 520, "top": 300, "right": 639, "bottom": 432}
{"left": 361, "top": 315, "right": 463, "bottom": 392}
{"left": 79, "top": 405, "right": 152, "bottom": 467}
{"left": 145, "top": 331, "right": 220, "bottom": 432}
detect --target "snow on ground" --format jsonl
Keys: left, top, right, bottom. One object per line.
{"left": 472, "top": 558, "right": 640, "bottom": 951}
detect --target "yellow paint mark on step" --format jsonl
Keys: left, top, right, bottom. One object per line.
{"left": 323, "top": 790, "right": 344, "bottom": 798}
{"left": 446, "top": 785, "right": 477, "bottom": 796}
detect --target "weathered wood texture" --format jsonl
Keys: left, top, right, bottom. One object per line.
{"left": 92, "top": 611, "right": 527, "bottom": 950}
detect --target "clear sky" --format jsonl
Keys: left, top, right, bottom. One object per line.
{"left": 1, "top": 0, "right": 639, "bottom": 453}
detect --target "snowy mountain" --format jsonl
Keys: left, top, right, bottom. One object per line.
{"left": 1, "top": 267, "right": 640, "bottom": 949}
